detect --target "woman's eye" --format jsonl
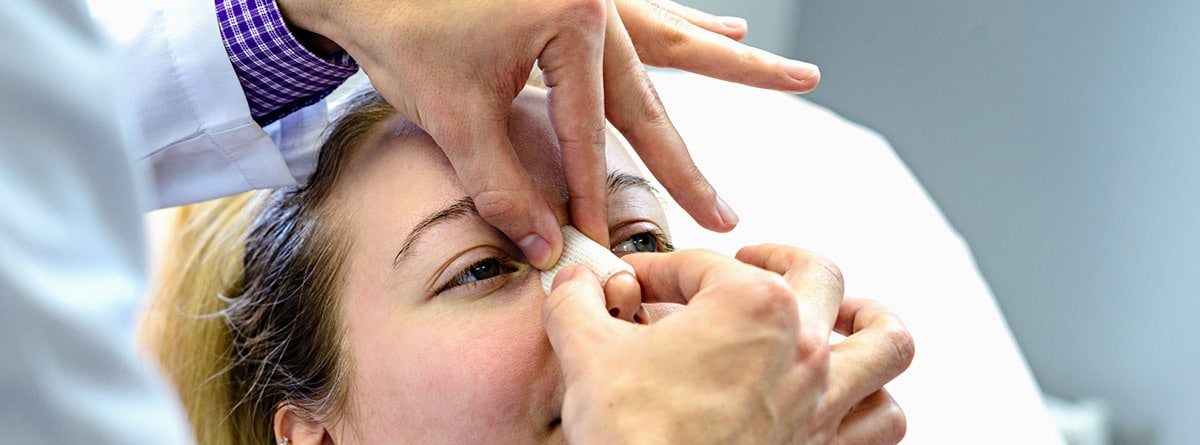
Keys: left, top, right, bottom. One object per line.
{"left": 440, "top": 257, "right": 518, "bottom": 292}
{"left": 612, "top": 231, "right": 663, "bottom": 255}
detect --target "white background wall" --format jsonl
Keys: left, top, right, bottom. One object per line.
{"left": 677, "top": 1, "right": 1199, "bottom": 444}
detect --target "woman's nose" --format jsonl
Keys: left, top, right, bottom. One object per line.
{"left": 602, "top": 271, "right": 642, "bottom": 323}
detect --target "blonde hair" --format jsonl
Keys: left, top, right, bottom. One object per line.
{"left": 142, "top": 91, "right": 397, "bottom": 444}
{"left": 142, "top": 191, "right": 264, "bottom": 444}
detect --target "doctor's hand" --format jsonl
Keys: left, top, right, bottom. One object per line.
{"left": 543, "top": 245, "right": 913, "bottom": 444}
{"left": 274, "top": 0, "right": 820, "bottom": 270}
{"left": 615, "top": 0, "right": 821, "bottom": 92}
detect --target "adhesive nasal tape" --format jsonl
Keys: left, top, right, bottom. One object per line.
{"left": 540, "top": 226, "right": 635, "bottom": 295}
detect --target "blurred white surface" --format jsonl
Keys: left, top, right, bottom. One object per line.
{"left": 1046, "top": 395, "right": 1112, "bottom": 445}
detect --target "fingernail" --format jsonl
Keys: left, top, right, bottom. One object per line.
{"left": 519, "top": 233, "right": 553, "bottom": 269}
{"left": 717, "top": 16, "right": 747, "bottom": 31}
{"left": 551, "top": 266, "right": 578, "bottom": 292}
{"left": 716, "top": 195, "right": 739, "bottom": 227}
{"left": 783, "top": 59, "right": 820, "bottom": 83}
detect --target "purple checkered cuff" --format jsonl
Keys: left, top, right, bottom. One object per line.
{"left": 216, "top": 0, "right": 359, "bottom": 125}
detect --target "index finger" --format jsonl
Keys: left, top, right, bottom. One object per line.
{"left": 602, "top": 1, "right": 737, "bottom": 234}
{"left": 827, "top": 298, "right": 916, "bottom": 416}
{"left": 537, "top": 8, "right": 610, "bottom": 247}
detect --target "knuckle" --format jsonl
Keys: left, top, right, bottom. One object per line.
{"left": 733, "top": 44, "right": 766, "bottom": 69}
{"left": 554, "top": 121, "right": 607, "bottom": 155}
{"left": 472, "top": 189, "right": 527, "bottom": 229}
{"left": 881, "top": 316, "right": 916, "bottom": 372}
{"left": 664, "top": 156, "right": 709, "bottom": 193}
{"left": 637, "top": 83, "right": 671, "bottom": 127}
{"left": 753, "top": 273, "right": 793, "bottom": 302}
{"left": 576, "top": 124, "right": 609, "bottom": 152}
{"left": 767, "top": 275, "right": 795, "bottom": 301}
{"left": 737, "top": 45, "right": 757, "bottom": 65}
{"left": 743, "top": 273, "right": 796, "bottom": 324}
{"left": 647, "top": 9, "right": 692, "bottom": 67}
{"left": 808, "top": 254, "right": 845, "bottom": 288}
{"left": 799, "top": 332, "right": 832, "bottom": 364}
{"left": 609, "top": 79, "right": 672, "bottom": 140}
{"left": 883, "top": 402, "right": 908, "bottom": 444}
{"left": 772, "top": 246, "right": 846, "bottom": 296}
{"left": 560, "top": 0, "right": 606, "bottom": 31}
{"left": 768, "top": 245, "right": 844, "bottom": 286}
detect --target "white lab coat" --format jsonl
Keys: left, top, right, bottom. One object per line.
{"left": 0, "top": 0, "right": 191, "bottom": 443}
{"left": 95, "top": 0, "right": 327, "bottom": 209}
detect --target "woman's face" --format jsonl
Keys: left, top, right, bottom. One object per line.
{"left": 321, "top": 91, "right": 670, "bottom": 443}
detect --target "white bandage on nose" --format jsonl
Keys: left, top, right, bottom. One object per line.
{"left": 541, "top": 226, "right": 635, "bottom": 295}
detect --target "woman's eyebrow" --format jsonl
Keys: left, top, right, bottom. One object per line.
{"left": 392, "top": 197, "right": 477, "bottom": 267}
{"left": 392, "top": 172, "right": 652, "bottom": 268}
{"left": 608, "top": 171, "right": 658, "bottom": 197}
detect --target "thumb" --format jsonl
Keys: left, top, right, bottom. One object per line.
{"left": 542, "top": 265, "right": 619, "bottom": 379}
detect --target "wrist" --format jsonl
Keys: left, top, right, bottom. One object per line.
{"left": 216, "top": 0, "right": 359, "bottom": 124}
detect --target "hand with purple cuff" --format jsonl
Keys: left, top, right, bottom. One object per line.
{"left": 271, "top": 0, "right": 821, "bottom": 271}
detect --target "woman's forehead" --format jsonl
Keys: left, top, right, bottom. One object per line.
{"left": 347, "top": 92, "right": 642, "bottom": 204}
{"left": 327, "top": 103, "right": 656, "bottom": 299}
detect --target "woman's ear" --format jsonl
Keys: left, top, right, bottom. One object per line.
{"left": 273, "top": 404, "right": 334, "bottom": 445}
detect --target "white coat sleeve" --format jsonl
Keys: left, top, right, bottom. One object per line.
{"left": 1, "top": 1, "right": 193, "bottom": 442}
{"left": 95, "top": 0, "right": 312, "bottom": 209}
